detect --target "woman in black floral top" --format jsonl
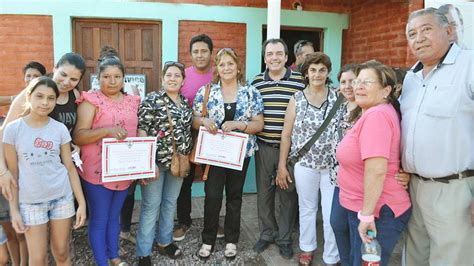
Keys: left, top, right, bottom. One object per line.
{"left": 135, "top": 62, "right": 192, "bottom": 264}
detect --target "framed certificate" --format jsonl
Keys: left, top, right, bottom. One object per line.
{"left": 194, "top": 126, "right": 249, "bottom": 171}
{"left": 102, "top": 137, "right": 157, "bottom": 182}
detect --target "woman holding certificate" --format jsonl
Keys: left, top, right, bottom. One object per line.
{"left": 73, "top": 56, "right": 140, "bottom": 266}
{"left": 135, "top": 61, "right": 193, "bottom": 265}
{"left": 193, "top": 48, "right": 264, "bottom": 260}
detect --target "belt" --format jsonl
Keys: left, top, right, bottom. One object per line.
{"left": 257, "top": 140, "right": 280, "bottom": 149}
{"left": 415, "top": 169, "right": 474, "bottom": 184}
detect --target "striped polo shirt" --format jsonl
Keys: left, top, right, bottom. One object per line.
{"left": 251, "top": 67, "right": 305, "bottom": 144}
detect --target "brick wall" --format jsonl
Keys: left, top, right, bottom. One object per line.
{"left": 0, "top": 15, "right": 54, "bottom": 114}
{"left": 144, "top": 0, "right": 351, "bottom": 13}
{"left": 341, "top": 0, "right": 424, "bottom": 68}
{"left": 0, "top": 15, "right": 54, "bottom": 94}
{"left": 178, "top": 21, "right": 247, "bottom": 78}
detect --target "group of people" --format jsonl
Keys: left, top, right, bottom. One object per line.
{"left": 0, "top": 6, "right": 472, "bottom": 266}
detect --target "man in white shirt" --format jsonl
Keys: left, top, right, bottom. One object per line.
{"left": 401, "top": 7, "right": 474, "bottom": 266}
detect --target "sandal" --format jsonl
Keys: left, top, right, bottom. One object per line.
{"left": 224, "top": 243, "right": 237, "bottom": 260}
{"left": 198, "top": 243, "right": 213, "bottom": 259}
{"left": 298, "top": 252, "right": 313, "bottom": 266}
{"left": 109, "top": 257, "right": 129, "bottom": 266}
{"left": 157, "top": 243, "right": 182, "bottom": 259}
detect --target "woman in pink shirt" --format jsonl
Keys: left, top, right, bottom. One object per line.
{"left": 73, "top": 56, "right": 140, "bottom": 266}
{"left": 335, "top": 61, "right": 411, "bottom": 266}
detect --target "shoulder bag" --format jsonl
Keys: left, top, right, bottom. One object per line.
{"left": 165, "top": 101, "right": 191, "bottom": 178}
{"left": 285, "top": 93, "right": 344, "bottom": 191}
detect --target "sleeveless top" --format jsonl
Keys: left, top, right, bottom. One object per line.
{"left": 77, "top": 91, "right": 140, "bottom": 191}
{"left": 49, "top": 90, "right": 77, "bottom": 133}
{"left": 289, "top": 89, "right": 338, "bottom": 172}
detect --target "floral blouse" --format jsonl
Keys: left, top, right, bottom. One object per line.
{"left": 193, "top": 83, "right": 264, "bottom": 158}
{"left": 138, "top": 90, "right": 193, "bottom": 169}
{"left": 290, "top": 88, "right": 340, "bottom": 183}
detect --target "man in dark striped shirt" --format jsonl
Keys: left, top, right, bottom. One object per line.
{"left": 251, "top": 38, "right": 305, "bottom": 259}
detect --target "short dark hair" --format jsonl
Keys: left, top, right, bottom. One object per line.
{"left": 262, "top": 38, "right": 289, "bottom": 57}
{"left": 23, "top": 61, "right": 46, "bottom": 76}
{"left": 300, "top": 52, "right": 332, "bottom": 85}
{"left": 189, "top": 34, "right": 213, "bottom": 53}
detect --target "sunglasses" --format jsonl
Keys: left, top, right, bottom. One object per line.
{"left": 164, "top": 61, "right": 185, "bottom": 69}
{"left": 217, "top": 48, "right": 237, "bottom": 56}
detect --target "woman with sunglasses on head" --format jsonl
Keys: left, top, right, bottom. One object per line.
{"left": 73, "top": 56, "right": 140, "bottom": 266}
{"left": 194, "top": 48, "right": 264, "bottom": 260}
{"left": 135, "top": 61, "right": 193, "bottom": 266}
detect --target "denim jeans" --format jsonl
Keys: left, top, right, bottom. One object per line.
{"left": 330, "top": 187, "right": 351, "bottom": 266}
{"left": 136, "top": 169, "right": 183, "bottom": 257}
{"left": 346, "top": 205, "right": 411, "bottom": 266}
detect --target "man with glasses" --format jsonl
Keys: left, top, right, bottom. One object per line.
{"left": 290, "top": 40, "right": 314, "bottom": 72}
{"left": 251, "top": 38, "right": 305, "bottom": 259}
{"left": 173, "top": 33, "right": 224, "bottom": 241}
{"left": 401, "top": 8, "right": 474, "bottom": 266}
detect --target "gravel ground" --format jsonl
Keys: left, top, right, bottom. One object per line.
{"left": 71, "top": 218, "right": 264, "bottom": 265}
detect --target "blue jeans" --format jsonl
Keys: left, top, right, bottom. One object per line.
{"left": 346, "top": 205, "right": 411, "bottom": 266}
{"left": 136, "top": 169, "right": 183, "bottom": 257}
{"left": 330, "top": 187, "right": 351, "bottom": 266}
{"left": 82, "top": 180, "right": 128, "bottom": 266}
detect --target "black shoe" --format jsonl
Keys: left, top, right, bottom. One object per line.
{"left": 253, "top": 239, "right": 271, "bottom": 253}
{"left": 138, "top": 256, "right": 151, "bottom": 266}
{"left": 279, "top": 243, "right": 294, "bottom": 259}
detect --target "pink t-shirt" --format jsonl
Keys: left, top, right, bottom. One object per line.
{"left": 336, "top": 103, "right": 410, "bottom": 218}
{"left": 77, "top": 91, "right": 140, "bottom": 191}
{"left": 180, "top": 66, "right": 213, "bottom": 106}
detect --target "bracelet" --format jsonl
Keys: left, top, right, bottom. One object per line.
{"left": 357, "top": 211, "right": 374, "bottom": 223}
{"left": 10, "top": 96, "right": 14, "bottom": 103}
{"left": 0, "top": 168, "right": 8, "bottom": 177}
{"left": 242, "top": 121, "right": 248, "bottom": 131}
{"left": 200, "top": 117, "right": 205, "bottom": 126}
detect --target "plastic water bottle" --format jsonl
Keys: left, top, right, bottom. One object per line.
{"left": 361, "top": 230, "right": 381, "bottom": 266}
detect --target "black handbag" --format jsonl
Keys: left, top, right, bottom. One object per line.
{"left": 285, "top": 93, "right": 344, "bottom": 191}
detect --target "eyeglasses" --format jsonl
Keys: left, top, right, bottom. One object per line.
{"left": 164, "top": 61, "right": 185, "bottom": 69}
{"left": 351, "top": 79, "right": 378, "bottom": 87}
{"left": 217, "top": 48, "right": 237, "bottom": 56}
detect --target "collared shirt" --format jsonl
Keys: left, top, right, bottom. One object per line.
{"left": 400, "top": 43, "right": 474, "bottom": 178}
{"left": 251, "top": 68, "right": 305, "bottom": 144}
{"left": 193, "top": 83, "right": 264, "bottom": 158}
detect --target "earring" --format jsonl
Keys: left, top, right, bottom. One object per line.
{"left": 383, "top": 95, "right": 388, "bottom": 99}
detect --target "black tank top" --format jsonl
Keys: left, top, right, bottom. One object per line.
{"left": 49, "top": 90, "right": 77, "bottom": 133}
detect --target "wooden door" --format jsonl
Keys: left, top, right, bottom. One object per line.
{"left": 73, "top": 19, "right": 162, "bottom": 93}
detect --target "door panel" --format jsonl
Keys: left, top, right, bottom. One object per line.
{"left": 73, "top": 19, "right": 161, "bottom": 93}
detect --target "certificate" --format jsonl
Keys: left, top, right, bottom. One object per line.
{"left": 194, "top": 126, "right": 249, "bottom": 171}
{"left": 102, "top": 137, "right": 157, "bottom": 182}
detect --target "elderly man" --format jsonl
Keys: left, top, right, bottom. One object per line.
{"left": 438, "top": 4, "right": 466, "bottom": 49}
{"left": 251, "top": 38, "right": 305, "bottom": 259}
{"left": 290, "top": 40, "right": 314, "bottom": 72}
{"left": 401, "top": 8, "right": 474, "bottom": 266}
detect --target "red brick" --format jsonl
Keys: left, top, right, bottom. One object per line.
{"left": 0, "top": 15, "right": 54, "bottom": 114}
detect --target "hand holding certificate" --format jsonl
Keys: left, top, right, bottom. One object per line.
{"left": 193, "top": 126, "right": 248, "bottom": 171}
{"left": 102, "top": 137, "right": 157, "bottom": 182}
